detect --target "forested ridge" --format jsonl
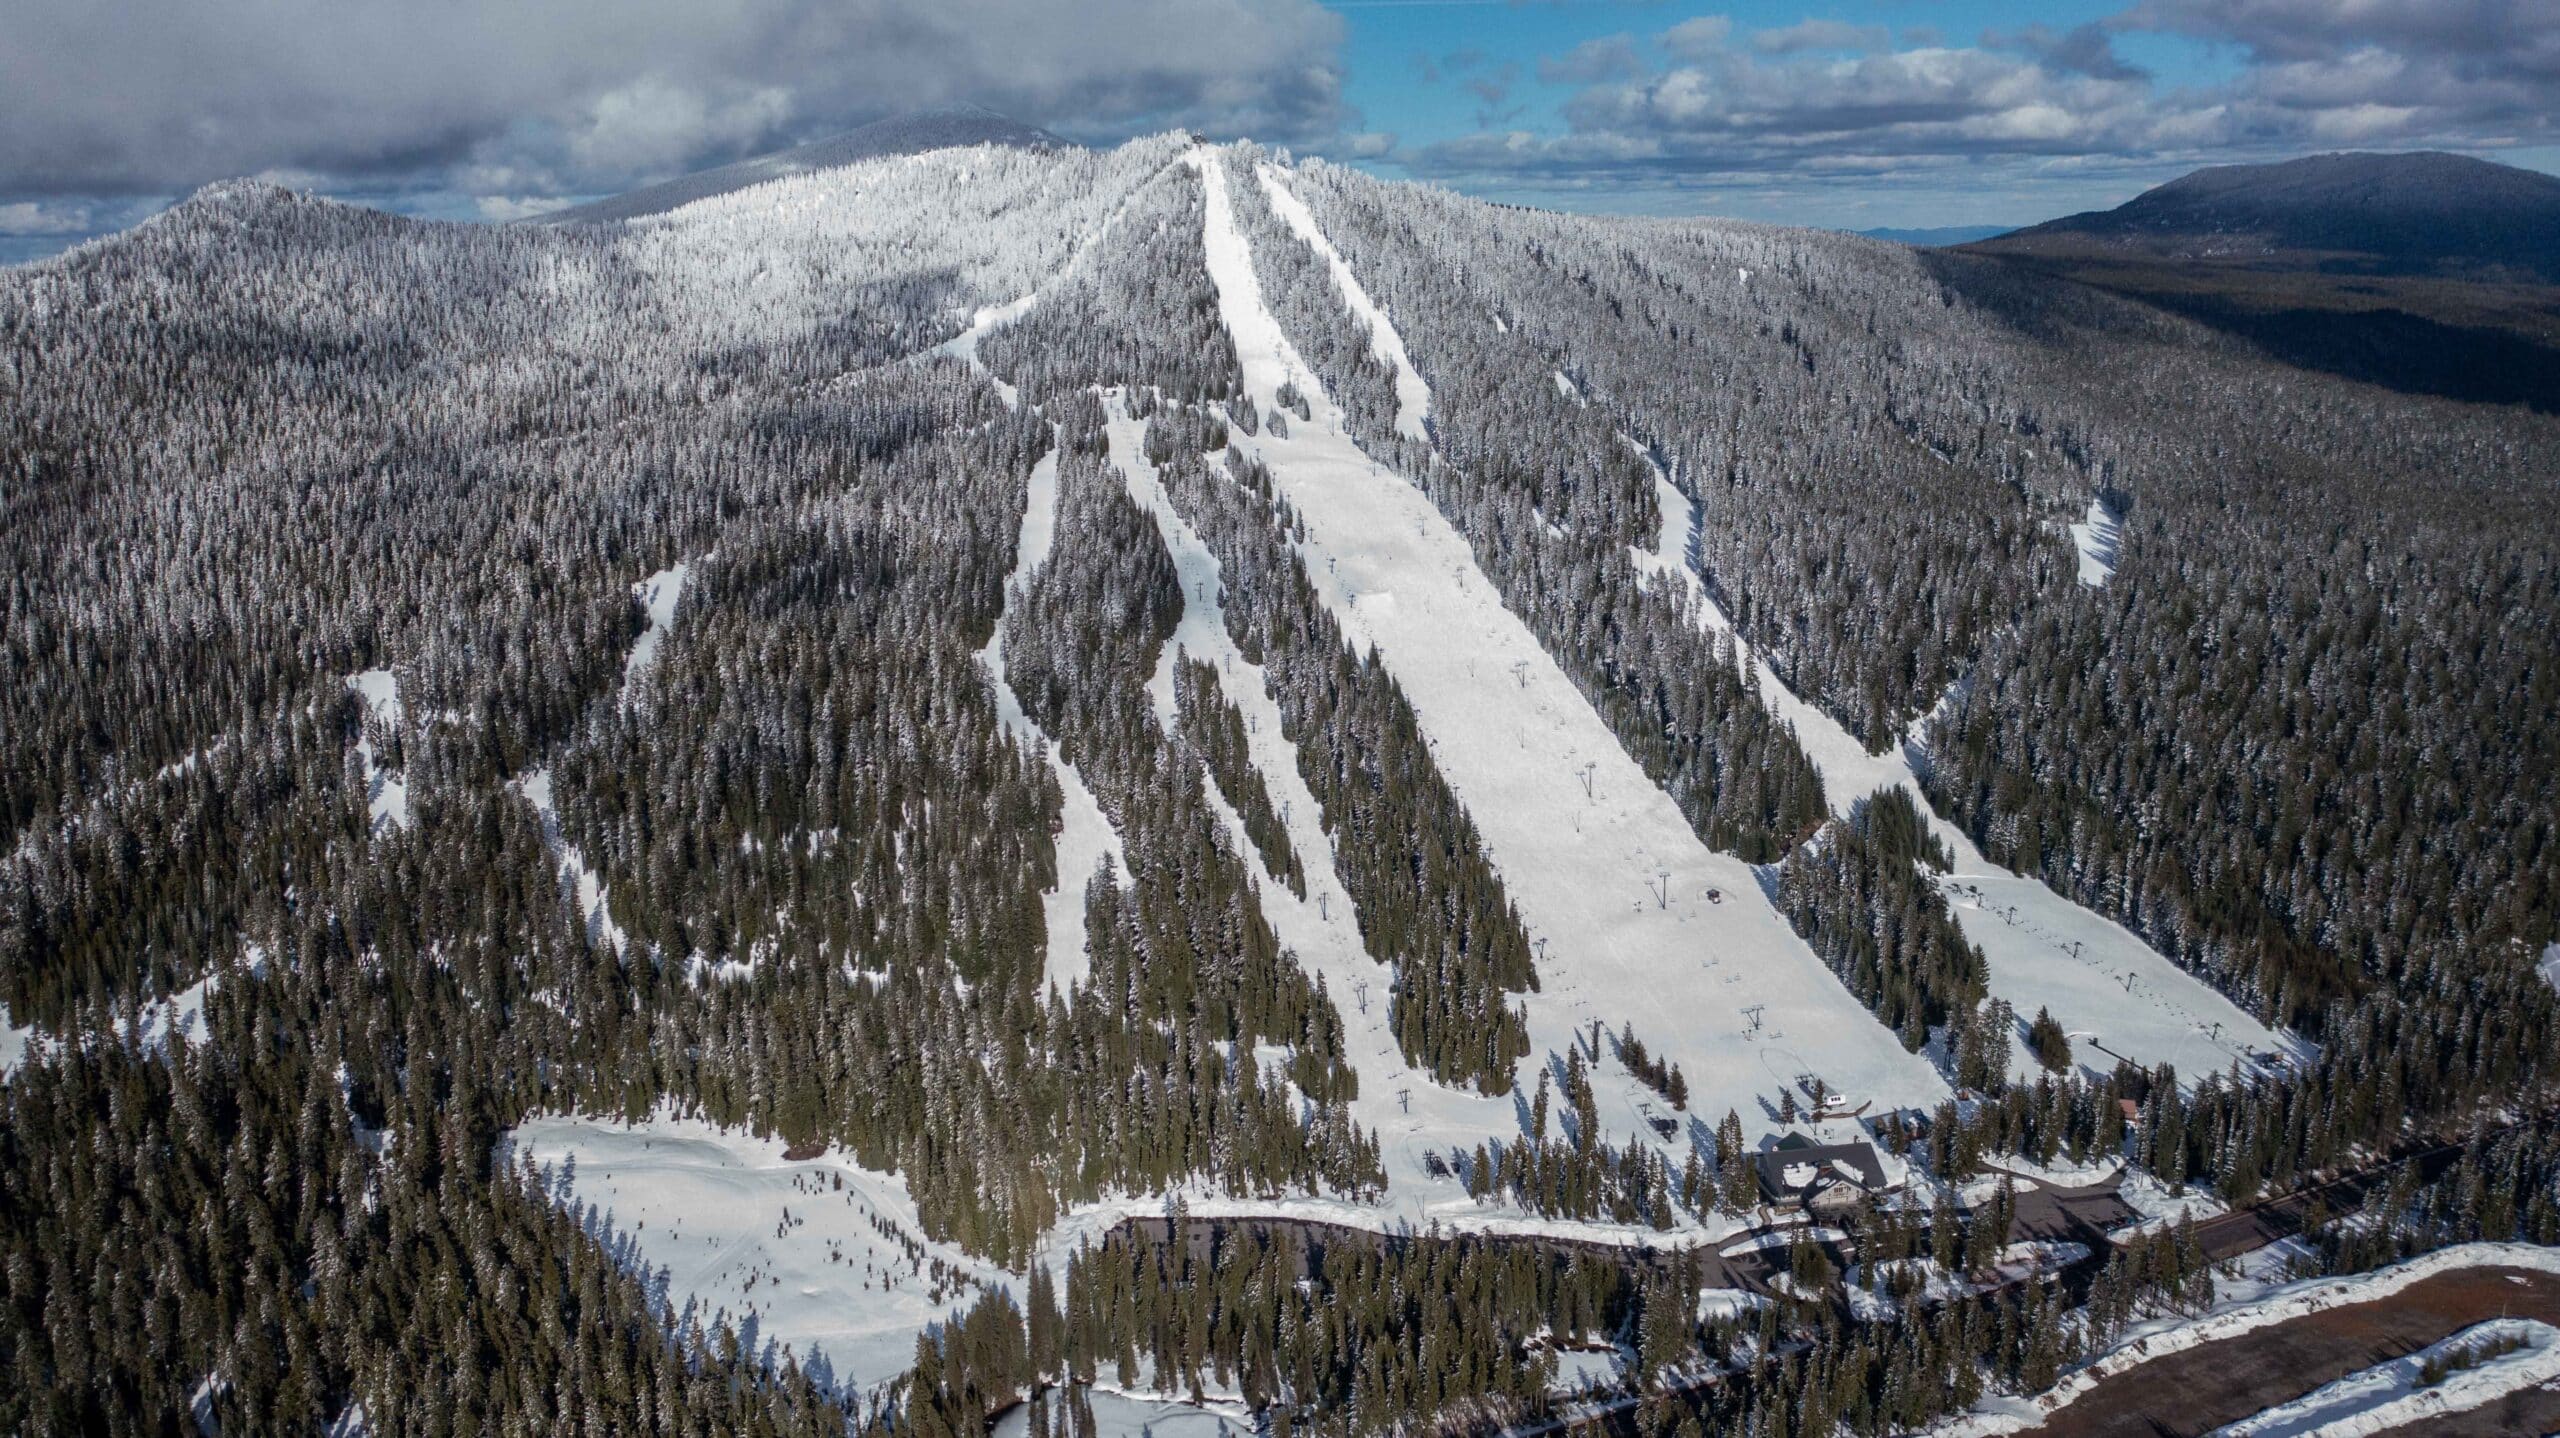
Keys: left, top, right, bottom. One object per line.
{"left": 2, "top": 131, "right": 2555, "bottom": 1438}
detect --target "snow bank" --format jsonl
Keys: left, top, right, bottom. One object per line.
{"left": 1935, "top": 1243, "right": 2560, "bottom": 1437}
{"left": 2213, "top": 1317, "right": 2560, "bottom": 1437}
{"left": 992, "top": 1384, "right": 1253, "bottom": 1438}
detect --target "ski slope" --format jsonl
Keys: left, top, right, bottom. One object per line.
{"left": 1192, "top": 148, "right": 1949, "bottom": 1147}
{"left": 1636, "top": 453, "right": 2293, "bottom": 1081}
{"left": 1254, "top": 163, "right": 1431, "bottom": 443}
{"left": 508, "top": 1114, "right": 1009, "bottom": 1403}
{"left": 978, "top": 447, "right": 1127, "bottom": 997}
{"left": 1104, "top": 394, "right": 1536, "bottom": 1221}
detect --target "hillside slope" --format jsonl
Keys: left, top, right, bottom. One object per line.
{"left": 542, "top": 103, "right": 1071, "bottom": 224}
{"left": 2, "top": 133, "right": 2555, "bottom": 1438}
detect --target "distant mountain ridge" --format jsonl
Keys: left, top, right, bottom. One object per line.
{"left": 541, "top": 104, "right": 1072, "bottom": 225}
{"left": 1979, "top": 150, "right": 2560, "bottom": 282}
{"left": 1855, "top": 224, "right": 2016, "bottom": 248}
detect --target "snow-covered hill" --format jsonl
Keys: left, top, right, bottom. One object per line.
{"left": 7, "top": 123, "right": 2554, "bottom": 1438}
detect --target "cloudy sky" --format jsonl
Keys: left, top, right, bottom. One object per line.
{"left": 5, "top": 0, "right": 2556, "bottom": 257}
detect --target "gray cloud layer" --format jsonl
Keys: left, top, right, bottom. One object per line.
{"left": 1, "top": 0, "right": 1348, "bottom": 199}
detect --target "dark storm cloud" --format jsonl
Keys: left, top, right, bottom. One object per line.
{"left": 0, "top": 0, "right": 1350, "bottom": 199}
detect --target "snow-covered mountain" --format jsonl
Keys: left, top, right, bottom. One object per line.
{"left": 541, "top": 102, "right": 1072, "bottom": 225}
{"left": 3, "top": 129, "right": 2555, "bottom": 1438}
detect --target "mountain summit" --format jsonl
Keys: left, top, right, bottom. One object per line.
{"left": 1981, "top": 150, "right": 2560, "bottom": 281}
{"left": 542, "top": 104, "right": 1071, "bottom": 225}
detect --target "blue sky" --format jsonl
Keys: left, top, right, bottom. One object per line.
{"left": 1311, "top": 0, "right": 2560, "bottom": 228}
{"left": 4, "top": 0, "right": 2556, "bottom": 256}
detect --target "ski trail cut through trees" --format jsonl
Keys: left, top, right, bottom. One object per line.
{"left": 1104, "top": 394, "right": 1535, "bottom": 1221}
{"left": 1189, "top": 146, "right": 1949, "bottom": 1147}
{"left": 978, "top": 444, "right": 1128, "bottom": 999}
{"left": 1627, "top": 447, "right": 2294, "bottom": 1081}
{"left": 1252, "top": 163, "right": 1432, "bottom": 444}
{"left": 622, "top": 561, "right": 692, "bottom": 702}
{"left": 346, "top": 668, "right": 411, "bottom": 833}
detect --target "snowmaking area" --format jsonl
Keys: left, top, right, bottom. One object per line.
{"left": 1193, "top": 150, "right": 1950, "bottom": 1151}
{"left": 506, "top": 1113, "right": 1011, "bottom": 1403}
{"left": 1632, "top": 451, "right": 2293, "bottom": 1084}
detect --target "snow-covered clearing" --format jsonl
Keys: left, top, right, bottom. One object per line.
{"left": 622, "top": 561, "right": 692, "bottom": 700}
{"left": 978, "top": 446, "right": 1127, "bottom": 997}
{"left": 1192, "top": 148, "right": 1948, "bottom": 1148}
{"left": 0, "top": 1004, "right": 33, "bottom": 1078}
{"left": 1936, "top": 1243, "right": 2560, "bottom": 1437}
{"left": 992, "top": 1385, "right": 1254, "bottom": 1438}
{"left": 1254, "top": 163, "right": 1431, "bottom": 443}
{"left": 1633, "top": 456, "right": 2290, "bottom": 1083}
{"left": 507, "top": 1113, "right": 1009, "bottom": 1403}
{"left": 2069, "top": 495, "right": 2123, "bottom": 588}
{"left": 2212, "top": 1317, "right": 2560, "bottom": 1437}
{"left": 345, "top": 668, "right": 410, "bottom": 832}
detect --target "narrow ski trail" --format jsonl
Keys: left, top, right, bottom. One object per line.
{"left": 1103, "top": 394, "right": 1536, "bottom": 1227}
{"left": 1632, "top": 448, "right": 2297, "bottom": 1080}
{"left": 978, "top": 444, "right": 1128, "bottom": 998}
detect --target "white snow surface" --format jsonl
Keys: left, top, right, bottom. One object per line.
{"left": 2211, "top": 1317, "right": 2560, "bottom": 1437}
{"left": 1935, "top": 1242, "right": 2560, "bottom": 1437}
{"left": 2069, "top": 494, "right": 2124, "bottom": 588}
{"left": 508, "top": 1113, "right": 1010, "bottom": 1403}
{"left": 1191, "top": 147, "right": 1948, "bottom": 1146}
{"left": 346, "top": 668, "right": 411, "bottom": 832}
{"left": 0, "top": 1004, "right": 33, "bottom": 1078}
{"left": 1632, "top": 450, "right": 2291, "bottom": 1082}
{"left": 516, "top": 769, "right": 628, "bottom": 956}
{"left": 978, "top": 446, "right": 1128, "bottom": 997}
{"left": 993, "top": 1385, "right": 1254, "bottom": 1438}
{"left": 622, "top": 561, "right": 692, "bottom": 700}
{"left": 1254, "top": 162, "right": 1432, "bottom": 443}
{"left": 1105, "top": 394, "right": 1535, "bottom": 1222}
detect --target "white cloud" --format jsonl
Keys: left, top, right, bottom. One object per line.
{"left": 0, "top": 0, "right": 1349, "bottom": 199}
